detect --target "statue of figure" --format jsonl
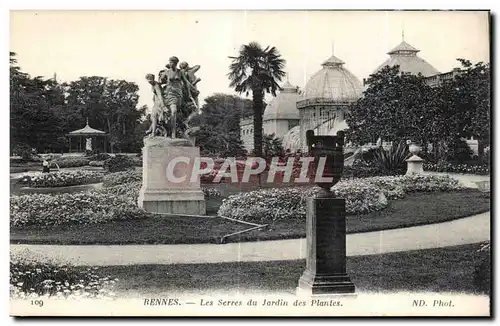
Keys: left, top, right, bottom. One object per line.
{"left": 179, "top": 61, "right": 201, "bottom": 108}
{"left": 86, "top": 138, "right": 92, "bottom": 151}
{"left": 157, "top": 56, "right": 186, "bottom": 138}
{"left": 145, "top": 73, "right": 168, "bottom": 137}
{"left": 146, "top": 56, "right": 202, "bottom": 143}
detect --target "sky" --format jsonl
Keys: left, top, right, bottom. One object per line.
{"left": 10, "top": 10, "right": 490, "bottom": 110}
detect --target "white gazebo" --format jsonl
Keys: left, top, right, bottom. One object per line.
{"left": 67, "top": 119, "right": 109, "bottom": 153}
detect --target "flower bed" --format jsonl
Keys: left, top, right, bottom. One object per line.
{"left": 10, "top": 250, "right": 117, "bottom": 299}
{"left": 10, "top": 190, "right": 148, "bottom": 227}
{"left": 98, "top": 181, "right": 142, "bottom": 204}
{"left": 103, "top": 170, "right": 142, "bottom": 187}
{"left": 217, "top": 175, "right": 465, "bottom": 224}
{"left": 218, "top": 181, "right": 388, "bottom": 224}
{"left": 52, "top": 157, "right": 90, "bottom": 168}
{"left": 399, "top": 174, "right": 464, "bottom": 193}
{"left": 424, "top": 162, "right": 490, "bottom": 175}
{"left": 21, "top": 170, "right": 104, "bottom": 188}
{"left": 361, "top": 174, "right": 463, "bottom": 199}
{"left": 104, "top": 155, "right": 141, "bottom": 172}
{"left": 89, "top": 161, "right": 104, "bottom": 167}
{"left": 102, "top": 170, "right": 222, "bottom": 199}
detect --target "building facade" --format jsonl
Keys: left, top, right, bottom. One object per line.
{"left": 240, "top": 39, "right": 479, "bottom": 155}
{"left": 295, "top": 54, "right": 363, "bottom": 151}
{"left": 240, "top": 116, "right": 254, "bottom": 152}
{"left": 262, "top": 79, "right": 301, "bottom": 138}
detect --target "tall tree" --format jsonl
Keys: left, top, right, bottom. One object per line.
{"left": 345, "top": 65, "right": 438, "bottom": 145}
{"left": 227, "top": 42, "right": 286, "bottom": 158}
{"left": 190, "top": 93, "right": 252, "bottom": 156}
{"left": 10, "top": 52, "right": 147, "bottom": 154}
{"left": 10, "top": 52, "right": 64, "bottom": 152}
{"left": 64, "top": 77, "right": 142, "bottom": 152}
{"left": 447, "top": 59, "right": 490, "bottom": 158}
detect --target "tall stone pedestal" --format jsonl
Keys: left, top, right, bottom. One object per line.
{"left": 297, "top": 194, "right": 355, "bottom": 295}
{"left": 406, "top": 155, "right": 425, "bottom": 176}
{"left": 138, "top": 137, "right": 206, "bottom": 215}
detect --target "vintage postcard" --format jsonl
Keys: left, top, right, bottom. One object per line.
{"left": 9, "top": 10, "right": 491, "bottom": 317}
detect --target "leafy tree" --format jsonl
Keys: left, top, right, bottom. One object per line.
{"left": 10, "top": 52, "right": 64, "bottom": 153}
{"left": 10, "top": 53, "right": 146, "bottom": 154}
{"left": 345, "top": 65, "right": 438, "bottom": 145}
{"left": 447, "top": 60, "right": 490, "bottom": 158}
{"left": 62, "top": 76, "right": 143, "bottom": 153}
{"left": 426, "top": 59, "right": 490, "bottom": 161}
{"left": 191, "top": 93, "right": 251, "bottom": 157}
{"left": 228, "top": 42, "right": 286, "bottom": 158}
{"left": 445, "top": 137, "right": 473, "bottom": 163}
{"left": 262, "top": 133, "right": 284, "bottom": 158}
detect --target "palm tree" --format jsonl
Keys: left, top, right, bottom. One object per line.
{"left": 228, "top": 42, "right": 286, "bottom": 158}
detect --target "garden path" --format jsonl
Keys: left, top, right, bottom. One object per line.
{"left": 10, "top": 211, "right": 490, "bottom": 266}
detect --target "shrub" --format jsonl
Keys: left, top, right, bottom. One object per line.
{"left": 103, "top": 170, "right": 142, "bottom": 187}
{"left": 361, "top": 148, "right": 378, "bottom": 162}
{"left": 202, "top": 187, "right": 223, "bottom": 199}
{"left": 104, "top": 155, "right": 141, "bottom": 172}
{"left": 87, "top": 153, "right": 112, "bottom": 161}
{"left": 446, "top": 138, "right": 473, "bottom": 163}
{"left": 20, "top": 170, "right": 104, "bottom": 188}
{"left": 12, "top": 143, "right": 35, "bottom": 161}
{"left": 424, "top": 162, "right": 490, "bottom": 175}
{"left": 473, "top": 242, "right": 491, "bottom": 294}
{"left": 53, "top": 157, "right": 90, "bottom": 168}
{"left": 343, "top": 158, "right": 406, "bottom": 179}
{"left": 344, "top": 162, "right": 385, "bottom": 179}
{"left": 201, "top": 170, "right": 220, "bottom": 183}
{"left": 372, "top": 141, "right": 409, "bottom": 174}
{"left": 10, "top": 191, "right": 148, "bottom": 227}
{"left": 10, "top": 250, "right": 117, "bottom": 299}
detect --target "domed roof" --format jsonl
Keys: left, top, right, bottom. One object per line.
{"left": 300, "top": 54, "right": 363, "bottom": 104}
{"left": 373, "top": 40, "right": 440, "bottom": 77}
{"left": 282, "top": 125, "right": 301, "bottom": 152}
{"left": 263, "top": 79, "right": 301, "bottom": 121}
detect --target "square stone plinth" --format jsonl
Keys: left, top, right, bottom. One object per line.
{"left": 137, "top": 137, "right": 206, "bottom": 215}
{"left": 138, "top": 189, "right": 206, "bottom": 215}
{"left": 296, "top": 196, "right": 355, "bottom": 296}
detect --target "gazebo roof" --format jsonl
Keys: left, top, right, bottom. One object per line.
{"left": 68, "top": 119, "right": 107, "bottom": 136}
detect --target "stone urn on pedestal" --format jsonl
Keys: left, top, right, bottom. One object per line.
{"left": 406, "top": 142, "right": 425, "bottom": 176}
{"left": 296, "top": 130, "right": 356, "bottom": 296}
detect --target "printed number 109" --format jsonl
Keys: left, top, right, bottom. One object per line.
{"left": 31, "top": 300, "right": 44, "bottom": 307}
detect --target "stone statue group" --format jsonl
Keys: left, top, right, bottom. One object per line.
{"left": 145, "top": 56, "right": 201, "bottom": 142}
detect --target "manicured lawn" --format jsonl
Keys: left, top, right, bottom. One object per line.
{"left": 10, "top": 215, "right": 250, "bottom": 245}
{"left": 90, "top": 243, "right": 490, "bottom": 296}
{"left": 10, "top": 190, "right": 490, "bottom": 245}
{"left": 231, "top": 189, "right": 491, "bottom": 243}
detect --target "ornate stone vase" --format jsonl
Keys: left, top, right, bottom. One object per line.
{"left": 409, "top": 143, "right": 422, "bottom": 156}
{"left": 306, "top": 130, "right": 345, "bottom": 192}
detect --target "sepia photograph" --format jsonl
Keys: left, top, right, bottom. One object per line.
{"left": 8, "top": 9, "right": 491, "bottom": 317}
